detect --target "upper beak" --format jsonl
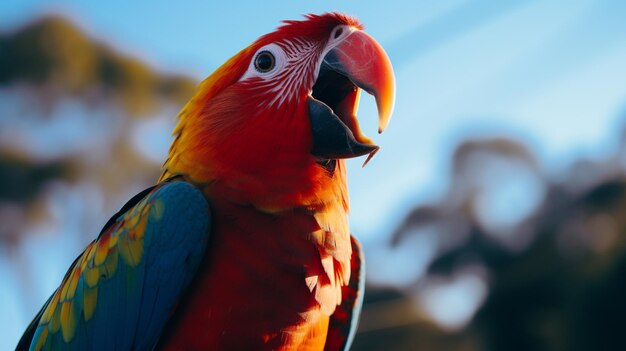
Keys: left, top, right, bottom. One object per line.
{"left": 309, "top": 29, "right": 395, "bottom": 162}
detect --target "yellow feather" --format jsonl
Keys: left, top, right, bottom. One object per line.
{"left": 129, "top": 238, "right": 144, "bottom": 265}
{"left": 60, "top": 302, "right": 69, "bottom": 331}
{"left": 130, "top": 214, "right": 148, "bottom": 239}
{"left": 49, "top": 298, "right": 62, "bottom": 333}
{"left": 34, "top": 326, "right": 48, "bottom": 351}
{"left": 66, "top": 269, "right": 80, "bottom": 299}
{"left": 104, "top": 245, "right": 119, "bottom": 277}
{"left": 41, "top": 292, "right": 59, "bottom": 323}
{"left": 125, "top": 210, "right": 140, "bottom": 228}
{"left": 83, "top": 266, "right": 100, "bottom": 287}
{"left": 60, "top": 301, "right": 77, "bottom": 342}
{"left": 119, "top": 234, "right": 144, "bottom": 267}
{"left": 84, "top": 244, "right": 96, "bottom": 262}
{"left": 108, "top": 231, "right": 119, "bottom": 248}
{"left": 83, "top": 286, "right": 98, "bottom": 321}
{"left": 61, "top": 301, "right": 77, "bottom": 342}
{"left": 94, "top": 240, "right": 109, "bottom": 266}
{"left": 59, "top": 278, "right": 71, "bottom": 302}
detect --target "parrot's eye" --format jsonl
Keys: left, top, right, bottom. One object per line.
{"left": 254, "top": 51, "right": 276, "bottom": 73}
{"left": 240, "top": 44, "right": 285, "bottom": 81}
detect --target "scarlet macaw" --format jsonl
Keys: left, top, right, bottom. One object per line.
{"left": 17, "top": 12, "right": 395, "bottom": 350}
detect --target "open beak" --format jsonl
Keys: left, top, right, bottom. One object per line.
{"left": 309, "top": 29, "right": 395, "bottom": 164}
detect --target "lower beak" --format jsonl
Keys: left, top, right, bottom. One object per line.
{"left": 309, "top": 30, "right": 395, "bottom": 163}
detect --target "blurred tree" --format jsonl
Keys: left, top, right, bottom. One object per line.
{"left": 0, "top": 152, "right": 71, "bottom": 203}
{"left": 0, "top": 16, "right": 197, "bottom": 115}
{"left": 0, "top": 16, "right": 197, "bottom": 248}
{"left": 356, "top": 136, "right": 626, "bottom": 351}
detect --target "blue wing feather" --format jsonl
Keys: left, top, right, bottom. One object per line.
{"left": 17, "top": 180, "right": 211, "bottom": 350}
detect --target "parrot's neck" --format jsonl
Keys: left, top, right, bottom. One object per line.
{"left": 189, "top": 158, "right": 353, "bottom": 305}
{"left": 160, "top": 86, "right": 353, "bottom": 336}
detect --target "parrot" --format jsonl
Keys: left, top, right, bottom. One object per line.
{"left": 17, "top": 12, "right": 395, "bottom": 350}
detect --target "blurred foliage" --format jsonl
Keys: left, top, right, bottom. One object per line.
{"left": 0, "top": 151, "right": 72, "bottom": 203}
{"left": 0, "top": 16, "right": 197, "bottom": 115}
{"left": 353, "top": 136, "right": 626, "bottom": 351}
{"left": 0, "top": 16, "right": 189, "bottom": 250}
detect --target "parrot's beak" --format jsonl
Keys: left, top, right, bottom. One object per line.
{"left": 309, "top": 29, "right": 395, "bottom": 164}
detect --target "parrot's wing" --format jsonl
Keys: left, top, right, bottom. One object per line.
{"left": 325, "top": 236, "right": 365, "bottom": 351}
{"left": 17, "top": 180, "right": 211, "bottom": 351}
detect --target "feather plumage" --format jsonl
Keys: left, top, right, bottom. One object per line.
{"left": 18, "top": 181, "right": 211, "bottom": 350}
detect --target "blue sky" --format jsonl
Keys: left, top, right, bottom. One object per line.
{"left": 2, "top": 0, "right": 626, "bottom": 241}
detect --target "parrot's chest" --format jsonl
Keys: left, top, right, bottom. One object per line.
{"left": 159, "top": 201, "right": 333, "bottom": 350}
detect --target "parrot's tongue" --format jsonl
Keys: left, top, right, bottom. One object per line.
{"left": 310, "top": 66, "right": 379, "bottom": 165}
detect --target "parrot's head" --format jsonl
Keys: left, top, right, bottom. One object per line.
{"left": 163, "top": 13, "right": 395, "bottom": 210}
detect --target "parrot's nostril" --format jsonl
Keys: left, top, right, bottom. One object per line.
{"left": 334, "top": 27, "right": 343, "bottom": 39}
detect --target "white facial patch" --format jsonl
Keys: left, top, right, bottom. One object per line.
{"left": 238, "top": 39, "right": 321, "bottom": 108}
{"left": 237, "top": 25, "right": 357, "bottom": 109}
